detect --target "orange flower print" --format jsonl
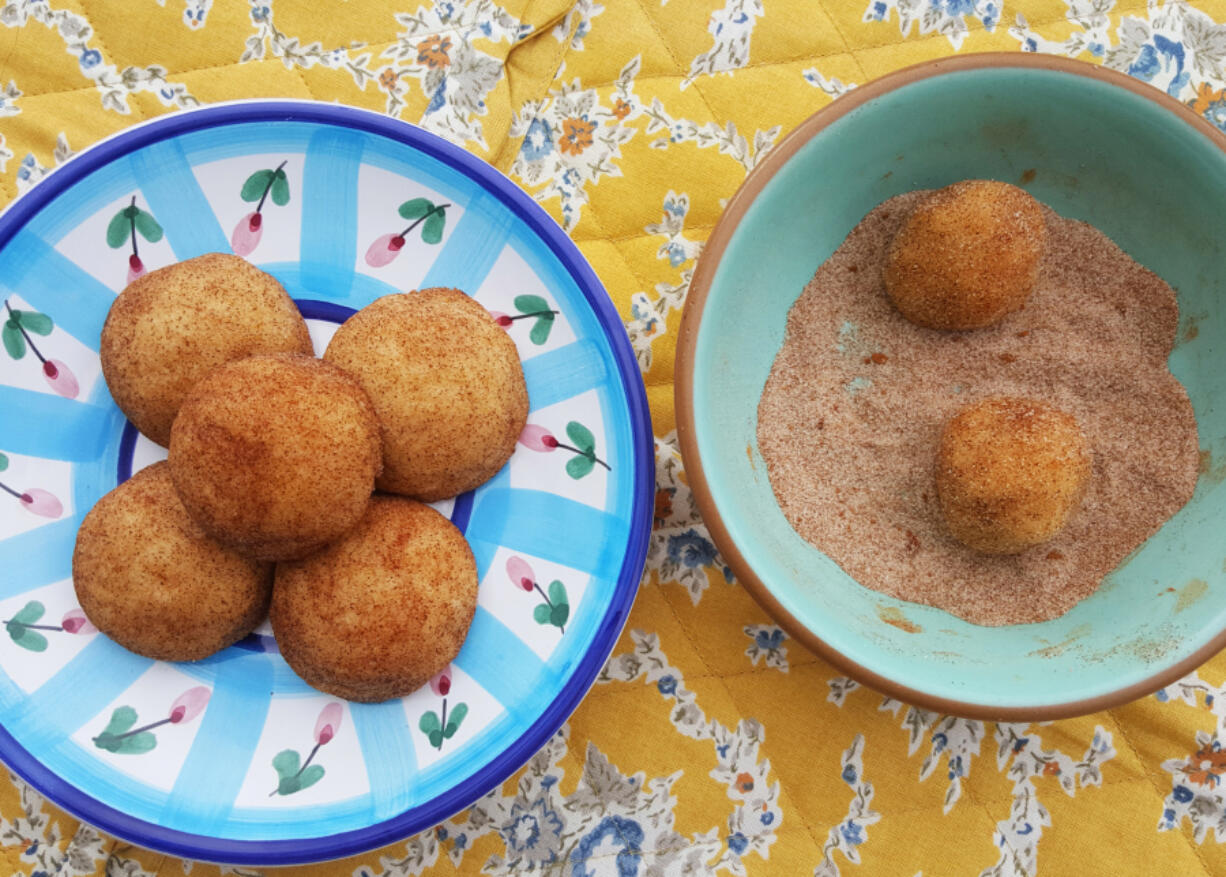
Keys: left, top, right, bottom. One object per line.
{"left": 653, "top": 489, "right": 673, "bottom": 529}
{"left": 1190, "top": 81, "right": 1226, "bottom": 134}
{"left": 559, "top": 118, "right": 595, "bottom": 156}
{"left": 613, "top": 99, "right": 631, "bottom": 120}
{"left": 1042, "top": 761, "right": 1060, "bottom": 777}
{"left": 417, "top": 35, "right": 452, "bottom": 69}
{"left": 379, "top": 68, "right": 398, "bottom": 91}
{"left": 735, "top": 772, "right": 754, "bottom": 793}
{"left": 1186, "top": 744, "right": 1226, "bottom": 787}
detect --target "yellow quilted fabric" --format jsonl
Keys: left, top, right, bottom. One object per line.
{"left": 2, "top": 1, "right": 1226, "bottom": 874}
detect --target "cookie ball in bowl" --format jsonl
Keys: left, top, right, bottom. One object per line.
{"left": 271, "top": 496, "right": 478, "bottom": 702}
{"left": 324, "top": 288, "right": 529, "bottom": 502}
{"left": 72, "top": 462, "right": 272, "bottom": 661}
{"left": 100, "top": 253, "right": 312, "bottom": 446}
{"left": 168, "top": 353, "right": 381, "bottom": 561}
{"left": 884, "top": 180, "right": 1047, "bottom": 330}
{"left": 936, "top": 396, "right": 1091, "bottom": 555}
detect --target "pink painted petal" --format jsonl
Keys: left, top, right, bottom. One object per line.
{"left": 168, "top": 686, "right": 211, "bottom": 724}
{"left": 315, "top": 701, "right": 344, "bottom": 745}
{"left": 60, "top": 609, "right": 96, "bottom": 635}
{"left": 126, "top": 257, "right": 146, "bottom": 286}
{"left": 518, "top": 424, "right": 556, "bottom": 453}
{"left": 19, "top": 489, "right": 61, "bottom": 518}
{"left": 490, "top": 310, "right": 512, "bottom": 329}
{"left": 429, "top": 667, "right": 452, "bottom": 698}
{"left": 506, "top": 556, "right": 535, "bottom": 592}
{"left": 365, "top": 233, "right": 404, "bottom": 268}
{"left": 42, "top": 359, "right": 78, "bottom": 399}
{"left": 231, "top": 212, "right": 263, "bottom": 257}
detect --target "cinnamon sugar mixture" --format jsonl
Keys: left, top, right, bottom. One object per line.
{"left": 756, "top": 192, "right": 1200, "bottom": 625}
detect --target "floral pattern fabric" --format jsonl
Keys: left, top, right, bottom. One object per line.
{"left": 2, "top": 0, "right": 1226, "bottom": 874}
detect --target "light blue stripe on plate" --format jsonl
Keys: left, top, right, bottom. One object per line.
{"left": 0, "top": 515, "right": 82, "bottom": 598}
{"left": 453, "top": 607, "right": 545, "bottom": 712}
{"left": 131, "top": 139, "right": 229, "bottom": 259}
{"left": 420, "top": 191, "right": 513, "bottom": 293}
{"left": 522, "top": 340, "right": 608, "bottom": 411}
{"left": 0, "top": 386, "right": 119, "bottom": 461}
{"left": 466, "top": 488, "right": 628, "bottom": 582}
{"left": 299, "top": 129, "right": 363, "bottom": 297}
{"left": 351, "top": 700, "right": 416, "bottom": 819}
{"left": 163, "top": 656, "right": 273, "bottom": 833}
{"left": 0, "top": 230, "right": 116, "bottom": 351}
{"left": 13, "top": 636, "right": 152, "bottom": 743}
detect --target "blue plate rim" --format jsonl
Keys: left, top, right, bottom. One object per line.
{"left": 0, "top": 100, "right": 654, "bottom": 865}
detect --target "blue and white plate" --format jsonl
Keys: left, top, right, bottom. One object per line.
{"left": 0, "top": 102, "right": 652, "bottom": 864}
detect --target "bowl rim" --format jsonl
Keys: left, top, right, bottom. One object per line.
{"left": 675, "top": 51, "right": 1226, "bottom": 721}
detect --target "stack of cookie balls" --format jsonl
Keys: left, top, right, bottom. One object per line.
{"left": 73, "top": 253, "right": 529, "bottom": 701}
{"left": 883, "top": 180, "right": 1090, "bottom": 554}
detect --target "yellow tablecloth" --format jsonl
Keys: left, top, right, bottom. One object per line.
{"left": 2, "top": 1, "right": 1225, "bottom": 874}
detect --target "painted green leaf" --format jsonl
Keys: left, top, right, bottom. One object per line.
{"left": 428, "top": 729, "right": 444, "bottom": 748}
{"left": 277, "top": 775, "right": 301, "bottom": 796}
{"left": 272, "top": 748, "right": 300, "bottom": 780}
{"left": 94, "top": 706, "right": 142, "bottom": 750}
{"left": 398, "top": 197, "right": 434, "bottom": 220}
{"left": 533, "top": 603, "right": 552, "bottom": 625}
{"left": 241, "top": 169, "right": 274, "bottom": 202}
{"left": 528, "top": 314, "right": 555, "bottom": 346}
{"left": 270, "top": 170, "right": 290, "bottom": 207}
{"left": 12, "top": 601, "right": 44, "bottom": 626}
{"left": 443, "top": 702, "right": 467, "bottom": 738}
{"left": 566, "top": 421, "right": 596, "bottom": 455}
{"left": 111, "top": 731, "right": 156, "bottom": 755}
{"left": 0, "top": 452, "right": 8, "bottom": 471}
{"left": 418, "top": 710, "right": 441, "bottom": 736}
{"left": 421, "top": 209, "right": 446, "bottom": 245}
{"left": 298, "top": 763, "right": 324, "bottom": 791}
{"left": 106, "top": 211, "right": 131, "bottom": 248}
{"left": 550, "top": 602, "right": 570, "bottom": 629}
{"left": 9, "top": 626, "right": 47, "bottom": 652}
{"left": 565, "top": 454, "right": 595, "bottom": 480}
{"left": 134, "top": 210, "right": 163, "bottom": 243}
{"left": 15, "top": 310, "right": 52, "bottom": 336}
{"left": 514, "top": 294, "right": 549, "bottom": 315}
{"left": 547, "top": 580, "right": 567, "bottom": 607}
{"left": 2, "top": 321, "right": 23, "bottom": 359}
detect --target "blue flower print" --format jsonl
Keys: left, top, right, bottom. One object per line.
{"left": 1087, "top": 41, "right": 1105, "bottom": 57}
{"left": 727, "top": 832, "right": 749, "bottom": 855}
{"left": 1156, "top": 689, "right": 1170, "bottom": 702}
{"left": 1173, "top": 784, "right": 1194, "bottom": 803}
{"left": 666, "top": 241, "right": 687, "bottom": 268}
{"left": 657, "top": 674, "right": 677, "bottom": 696}
{"left": 1023, "top": 37, "right": 1037, "bottom": 53}
{"left": 948, "top": 755, "right": 965, "bottom": 780}
{"left": 454, "top": 833, "right": 467, "bottom": 849}
{"left": 426, "top": 79, "right": 447, "bottom": 115}
{"left": 761, "top": 810, "right": 775, "bottom": 826}
{"left": 932, "top": 732, "right": 948, "bottom": 753}
{"left": 840, "top": 820, "right": 865, "bottom": 845}
{"left": 755, "top": 628, "right": 784, "bottom": 651}
{"left": 981, "top": 1, "right": 999, "bottom": 29}
{"left": 870, "top": 1, "right": 887, "bottom": 20}
{"left": 503, "top": 797, "right": 564, "bottom": 864}
{"left": 436, "top": 826, "right": 448, "bottom": 841}
{"left": 842, "top": 763, "right": 858, "bottom": 784}
{"left": 1164, "top": 808, "right": 1176, "bottom": 823}
{"left": 1128, "top": 44, "right": 1161, "bottom": 81}
{"left": 667, "top": 529, "right": 718, "bottom": 569}
{"left": 79, "top": 49, "right": 102, "bottom": 70}
{"left": 252, "top": 5, "right": 269, "bottom": 21}
{"left": 571, "top": 816, "right": 644, "bottom": 877}
{"left": 942, "top": 0, "right": 976, "bottom": 16}
{"left": 520, "top": 118, "right": 553, "bottom": 162}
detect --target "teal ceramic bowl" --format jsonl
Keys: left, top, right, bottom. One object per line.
{"left": 677, "top": 53, "right": 1226, "bottom": 720}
